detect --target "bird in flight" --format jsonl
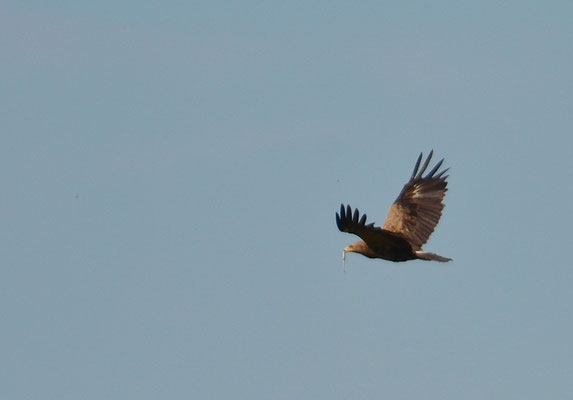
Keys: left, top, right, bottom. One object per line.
{"left": 336, "top": 150, "right": 451, "bottom": 268}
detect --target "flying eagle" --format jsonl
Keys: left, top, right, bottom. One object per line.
{"left": 336, "top": 150, "right": 451, "bottom": 265}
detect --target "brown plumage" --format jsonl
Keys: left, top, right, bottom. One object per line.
{"left": 336, "top": 150, "right": 451, "bottom": 263}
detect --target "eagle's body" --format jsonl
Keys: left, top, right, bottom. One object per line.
{"left": 336, "top": 151, "right": 451, "bottom": 263}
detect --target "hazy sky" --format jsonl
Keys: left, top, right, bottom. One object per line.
{"left": 2, "top": 2, "right": 572, "bottom": 399}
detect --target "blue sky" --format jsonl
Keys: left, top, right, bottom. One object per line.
{"left": 2, "top": 1, "right": 572, "bottom": 399}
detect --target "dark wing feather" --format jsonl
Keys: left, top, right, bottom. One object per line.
{"left": 336, "top": 204, "right": 410, "bottom": 249}
{"left": 382, "top": 151, "right": 448, "bottom": 249}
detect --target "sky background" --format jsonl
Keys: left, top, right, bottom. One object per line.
{"left": 1, "top": 1, "right": 572, "bottom": 399}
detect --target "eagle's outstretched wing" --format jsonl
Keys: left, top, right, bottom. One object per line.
{"left": 336, "top": 204, "right": 411, "bottom": 250}
{"left": 382, "top": 150, "right": 449, "bottom": 249}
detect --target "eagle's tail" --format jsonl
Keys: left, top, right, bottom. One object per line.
{"left": 415, "top": 251, "right": 452, "bottom": 262}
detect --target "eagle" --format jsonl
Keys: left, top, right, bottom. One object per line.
{"left": 336, "top": 150, "right": 451, "bottom": 265}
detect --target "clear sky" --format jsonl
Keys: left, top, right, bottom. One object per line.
{"left": 2, "top": 1, "right": 572, "bottom": 399}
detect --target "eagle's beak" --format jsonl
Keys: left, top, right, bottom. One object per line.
{"left": 344, "top": 245, "right": 354, "bottom": 252}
